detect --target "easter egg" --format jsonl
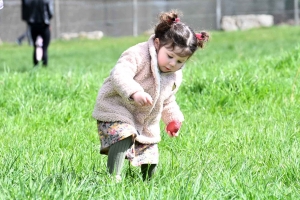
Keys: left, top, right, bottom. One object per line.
{"left": 166, "top": 120, "right": 181, "bottom": 133}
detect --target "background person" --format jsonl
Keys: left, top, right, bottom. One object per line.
{"left": 92, "top": 10, "right": 209, "bottom": 182}
{"left": 17, "top": 1, "right": 33, "bottom": 46}
{"left": 16, "top": 25, "right": 33, "bottom": 46}
{"left": 23, "top": 0, "right": 53, "bottom": 67}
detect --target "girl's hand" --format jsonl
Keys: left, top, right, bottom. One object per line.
{"left": 131, "top": 91, "right": 153, "bottom": 106}
{"left": 166, "top": 120, "right": 182, "bottom": 137}
{"left": 167, "top": 130, "right": 179, "bottom": 137}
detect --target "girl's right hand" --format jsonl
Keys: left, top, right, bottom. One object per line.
{"left": 131, "top": 91, "right": 153, "bottom": 106}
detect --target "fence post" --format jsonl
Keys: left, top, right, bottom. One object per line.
{"left": 295, "top": 0, "right": 299, "bottom": 25}
{"left": 133, "top": 0, "right": 138, "bottom": 36}
{"left": 216, "top": 0, "right": 222, "bottom": 30}
{"left": 54, "top": 0, "right": 61, "bottom": 39}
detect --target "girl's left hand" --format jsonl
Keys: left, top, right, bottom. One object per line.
{"left": 166, "top": 120, "right": 182, "bottom": 137}
{"left": 167, "top": 130, "right": 179, "bottom": 137}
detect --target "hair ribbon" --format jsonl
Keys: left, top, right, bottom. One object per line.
{"left": 195, "top": 33, "right": 204, "bottom": 41}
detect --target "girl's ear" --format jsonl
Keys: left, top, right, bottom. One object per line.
{"left": 154, "top": 38, "right": 160, "bottom": 50}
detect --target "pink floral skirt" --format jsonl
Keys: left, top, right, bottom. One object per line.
{"left": 97, "top": 121, "right": 159, "bottom": 166}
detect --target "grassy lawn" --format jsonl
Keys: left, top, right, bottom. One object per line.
{"left": 0, "top": 26, "right": 300, "bottom": 199}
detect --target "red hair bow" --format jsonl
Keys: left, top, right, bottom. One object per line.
{"left": 195, "top": 33, "right": 204, "bottom": 41}
{"left": 169, "top": 17, "right": 180, "bottom": 23}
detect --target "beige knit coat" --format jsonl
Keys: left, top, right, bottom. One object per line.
{"left": 92, "top": 35, "right": 184, "bottom": 144}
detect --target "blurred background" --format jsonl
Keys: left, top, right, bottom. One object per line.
{"left": 0, "top": 0, "right": 299, "bottom": 42}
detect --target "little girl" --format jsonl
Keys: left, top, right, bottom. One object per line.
{"left": 92, "top": 10, "right": 209, "bottom": 181}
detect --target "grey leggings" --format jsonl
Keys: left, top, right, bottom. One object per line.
{"left": 107, "top": 136, "right": 157, "bottom": 180}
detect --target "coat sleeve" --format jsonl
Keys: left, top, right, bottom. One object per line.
{"left": 21, "top": 0, "right": 30, "bottom": 21}
{"left": 47, "top": 0, "right": 54, "bottom": 19}
{"left": 161, "top": 93, "right": 184, "bottom": 125}
{"left": 161, "top": 72, "right": 184, "bottom": 124}
{"left": 110, "top": 49, "right": 145, "bottom": 100}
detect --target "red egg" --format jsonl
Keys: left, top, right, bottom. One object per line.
{"left": 166, "top": 120, "right": 181, "bottom": 133}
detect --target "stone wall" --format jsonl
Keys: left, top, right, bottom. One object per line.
{"left": 221, "top": 15, "right": 274, "bottom": 31}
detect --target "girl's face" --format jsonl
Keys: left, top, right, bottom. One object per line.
{"left": 154, "top": 39, "right": 189, "bottom": 73}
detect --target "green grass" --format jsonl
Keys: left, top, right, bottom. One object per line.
{"left": 1, "top": 26, "right": 300, "bottom": 199}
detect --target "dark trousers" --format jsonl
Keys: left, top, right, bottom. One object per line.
{"left": 30, "top": 23, "right": 51, "bottom": 66}
{"left": 17, "top": 25, "right": 33, "bottom": 45}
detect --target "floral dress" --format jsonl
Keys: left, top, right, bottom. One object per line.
{"left": 97, "top": 121, "right": 159, "bottom": 166}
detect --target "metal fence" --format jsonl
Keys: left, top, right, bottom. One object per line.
{"left": 0, "top": 0, "right": 299, "bottom": 42}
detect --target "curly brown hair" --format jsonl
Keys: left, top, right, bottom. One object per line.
{"left": 154, "top": 10, "right": 209, "bottom": 57}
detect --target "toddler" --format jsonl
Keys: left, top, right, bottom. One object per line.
{"left": 92, "top": 10, "right": 209, "bottom": 181}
